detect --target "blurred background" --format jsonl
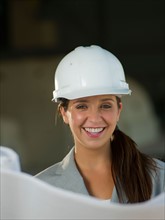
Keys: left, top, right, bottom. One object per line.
{"left": 0, "top": 0, "right": 164, "bottom": 174}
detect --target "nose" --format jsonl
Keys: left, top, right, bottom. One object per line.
{"left": 87, "top": 108, "right": 102, "bottom": 123}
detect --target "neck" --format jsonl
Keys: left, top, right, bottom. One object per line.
{"left": 74, "top": 144, "right": 111, "bottom": 170}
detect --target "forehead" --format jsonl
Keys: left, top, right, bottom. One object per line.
{"left": 71, "top": 95, "right": 117, "bottom": 103}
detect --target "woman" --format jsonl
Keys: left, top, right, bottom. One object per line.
{"left": 36, "top": 45, "right": 164, "bottom": 203}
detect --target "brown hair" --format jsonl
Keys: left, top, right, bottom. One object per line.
{"left": 57, "top": 97, "right": 158, "bottom": 203}
{"left": 111, "top": 128, "right": 157, "bottom": 203}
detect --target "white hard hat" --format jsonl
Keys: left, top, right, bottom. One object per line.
{"left": 52, "top": 45, "right": 131, "bottom": 102}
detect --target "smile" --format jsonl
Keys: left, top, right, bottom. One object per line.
{"left": 84, "top": 127, "right": 104, "bottom": 134}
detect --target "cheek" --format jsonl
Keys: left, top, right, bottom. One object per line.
{"left": 71, "top": 113, "right": 84, "bottom": 125}
{"left": 104, "top": 110, "right": 120, "bottom": 123}
{"left": 104, "top": 114, "right": 116, "bottom": 123}
{"left": 67, "top": 112, "right": 85, "bottom": 126}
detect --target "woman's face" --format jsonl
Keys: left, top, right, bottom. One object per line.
{"left": 60, "top": 95, "right": 122, "bottom": 150}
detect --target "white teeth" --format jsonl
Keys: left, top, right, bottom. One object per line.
{"left": 84, "top": 128, "right": 104, "bottom": 133}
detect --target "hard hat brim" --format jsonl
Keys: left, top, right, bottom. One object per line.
{"left": 52, "top": 87, "right": 131, "bottom": 102}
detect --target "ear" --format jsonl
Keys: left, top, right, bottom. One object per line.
{"left": 60, "top": 107, "right": 69, "bottom": 124}
{"left": 117, "top": 102, "right": 123, "bottom": 122}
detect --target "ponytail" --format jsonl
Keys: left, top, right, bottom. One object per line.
{"left": 111, "top": 128, "right": 157, "bottom": 203}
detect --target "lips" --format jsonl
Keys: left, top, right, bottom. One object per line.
{"left": 83, "top": 127, "right": 105, "bottom": 137}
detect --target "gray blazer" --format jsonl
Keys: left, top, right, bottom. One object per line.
{"left": 36, "top": 147, "right": 165, "bottom": 203}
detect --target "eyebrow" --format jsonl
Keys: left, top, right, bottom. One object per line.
{"left": 73, "top": 99, "right": 88, "bottom": 104}
{"left": 73, "top": 98, "right": 115, "bottom": 104}
{"left": 100, "top": 98, "right": 115, "bottom": 102}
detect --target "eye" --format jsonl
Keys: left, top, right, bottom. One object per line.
{"left": 76, "top": 104, "right": 88, "bottom": 110}
{"left": 100, "top": 104, "right": 112, "bottom": 109}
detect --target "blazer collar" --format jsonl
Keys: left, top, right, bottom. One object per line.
{"left": 55, "top": 147, "right": 128, "bottom": 203}
{"left": 55, "top": 147, "right": 89, "bottom": 195}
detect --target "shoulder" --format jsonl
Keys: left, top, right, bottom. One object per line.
{"left": 35, "top": 147, "right": 75, "bottom": 182}
{"left": 154, "top": 158, "right": 165, "bottom": 173}
{"left": 35, "top": 148, "right": 88, "bottom": 194}
{"left": 151, "top": 158, "right": 165, "bottom": 196}
{"left": 36, "top": 161, "right": 62, "bottom": 179}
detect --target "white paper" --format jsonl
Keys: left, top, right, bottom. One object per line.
{"left": 1, "top": 170, "right": 164, "bottom": 220}
{"left": 0, "top": 146, "right": 20, "bottom": 172}
{"left": 1, "top": 147, "right": 165, "bottom": 219}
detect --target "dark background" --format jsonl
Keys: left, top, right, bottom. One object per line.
{"left": 0, "top": 0, "right": 164, "bottom": 174}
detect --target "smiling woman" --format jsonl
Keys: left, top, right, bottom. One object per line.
{"left": 36, "top": 45, "right": 164, "bottom": 203}
{"left": 59, "top": 95, "right": 121, "bottom": 150}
